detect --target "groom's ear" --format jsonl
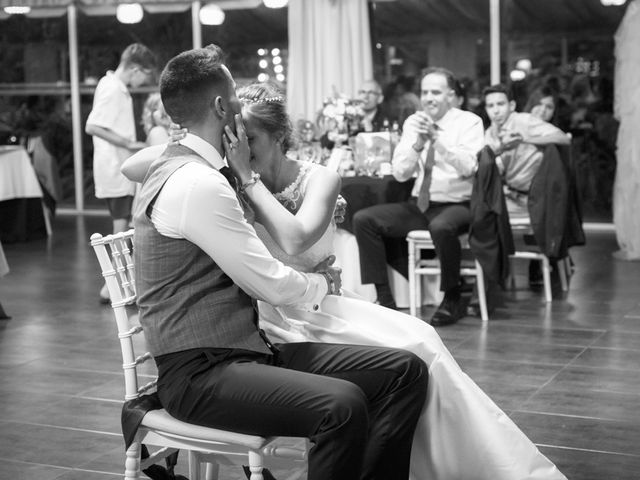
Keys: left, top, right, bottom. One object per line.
{"left": 213, "top": 96, "right": 226, "bottom": 118}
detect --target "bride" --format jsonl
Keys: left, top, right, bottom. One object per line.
{"left": 122, "top": 83, "right": 566, "bottom": 480}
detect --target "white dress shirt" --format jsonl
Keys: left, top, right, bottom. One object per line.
{"left": 150, "top": 133, "right": 328, "bottom": 309}
{"left": 86, "top": 71, "right": 137, "bottom": 198}
{"left": 392, "top": 108, "right": 485, "bottom": 203}
{"left": 485, "top": 112, "right": 566, "bottom": 193}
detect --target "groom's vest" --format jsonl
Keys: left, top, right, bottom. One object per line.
{"left": 133, "top": 144, "right": 271, "bottom": 357}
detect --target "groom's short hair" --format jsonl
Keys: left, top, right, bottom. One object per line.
{"left": 160, "top": 44, "right": 230, "bottom": 126}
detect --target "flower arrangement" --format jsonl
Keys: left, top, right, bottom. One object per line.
{"left": 317, "top": 91, "right": 363, "bottom": 146}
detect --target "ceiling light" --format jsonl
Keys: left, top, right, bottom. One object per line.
{"left": 4, "top": 5, "right": 31, "bottom": 14}
{"left": 263, "top": 0, "right": 288, "bottom": 8}
{"left": 509, "top": 69, "right": 526, "bottom": 82}
{"left": 516, "top": 58, "right": 532, "bottom": 72}
{"left": 199, "top": 3, "right": 225, "bottom": 25}
{"left": 601, "top": 0, "right": 626, "bottom": 5}
{"left": 116, "top": 3, "right": 143, "bottom": 24}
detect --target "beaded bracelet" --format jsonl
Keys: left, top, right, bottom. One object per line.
{"left": 239, "top": 172, "right": 261, "bottom": 193}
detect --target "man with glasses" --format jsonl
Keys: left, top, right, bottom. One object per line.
{"left": 356, "top": 79, "right": 390, "bottom": 133}
{"left": 86, "top": 43, "right": 157, "bottom": 303}
{"left": 353, "top": 68, "right": 484, "bottom": 324}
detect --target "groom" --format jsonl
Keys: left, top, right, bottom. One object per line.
{"left": 133, "top": 45, "right": 428, "bottom": 480}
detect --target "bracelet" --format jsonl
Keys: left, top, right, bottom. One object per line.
{"left": 239, "top": 172, "right": 261, "bottom": 193}
{"left": 321, "top": 271, "right": 336, "bottom": 295}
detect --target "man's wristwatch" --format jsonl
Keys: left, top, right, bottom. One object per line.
{"left": 412, "top": 142, "right": 425, "bottom": 153}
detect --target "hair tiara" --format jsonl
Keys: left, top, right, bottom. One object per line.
{"left": 239, "top": 96, "right": 285, "bottom": 105}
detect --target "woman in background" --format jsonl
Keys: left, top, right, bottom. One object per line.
{"left": 141, "top": 92, "right": 171, "bottom": 146}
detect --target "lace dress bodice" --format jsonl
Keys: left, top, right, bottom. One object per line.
{"left": 253, "top": 162, "right": 336, "bottom": 273}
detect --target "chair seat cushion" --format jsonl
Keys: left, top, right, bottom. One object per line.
{"left": 142, "top": 408, "right": 268, "bottom": 450}
{"left": 407, "top": 230, "right": 432, "bottom": 241}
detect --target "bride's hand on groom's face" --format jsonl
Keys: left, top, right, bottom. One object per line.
{"left": 223, "top": 114, "right": 252, "bottom": 181}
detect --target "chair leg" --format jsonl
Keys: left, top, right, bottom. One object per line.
{"left": 475, "top": 260, "right": 489, "bottom": 321}
{"left": 124, "top": 439, "right": 142, "bottom": 480}
{"left": 42, "top": 202, "right": 52, "bottom": 236}
{"left": 247, "top": 450, "right": 265, "bottom": 480}
{"left": 507, "top": 256, "right": 516, "bottom": 290}
{"left": 408, "top": 240, "right": 417, "bottom": 316}
{"left": 205, "top": 461, "right": 220, "bottom": 480}
{"left": 557, "top": 258, "right": 569, "bottom": 292}
{"left": 541, "top": 257, "right": 552, "bottom": 302}
{"left": 0, "top": 301, "right": 10, "bottom": 320}
{"left": 188, "top": 451, "right": 202, "bottom": 479}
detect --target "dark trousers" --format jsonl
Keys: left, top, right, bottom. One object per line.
{"left": 353, "top": 200, "right": 471, "bottom": 292}
{"left": 156, "top": 343, "right": 427, "bottom": 480}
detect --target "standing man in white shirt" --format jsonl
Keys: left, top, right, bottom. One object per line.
{"left": 86, "top": 43, "right": 157, "bottom": 303}
{"left": 353, "top": 67, "right": 485, "bottom": 325}
{"left": 134, "top": 45, "right": 428, "bottom": 480}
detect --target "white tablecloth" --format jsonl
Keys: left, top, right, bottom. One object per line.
{"left": 0, "top": 146, "right": 43, "bottom": 202}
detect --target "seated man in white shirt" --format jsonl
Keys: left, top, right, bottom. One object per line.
{"left": 134, "top": 44, "right": 427, "bottom": 480}
{"left": 483, "top": 83, "right": 571, "bottom": 218}
{"left": 353, "top": 67, "right": 485, "bottom": 326}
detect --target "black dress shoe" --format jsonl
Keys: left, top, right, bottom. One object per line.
{"left": 430, "top": 295, "right": 466, "bottom": 326}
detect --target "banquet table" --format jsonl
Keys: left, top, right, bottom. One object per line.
{"left": 0, "top": 145, "right": 49, "bottom": 243}
{"left": 334, "top": 174, "right": 442, "bottom": 307}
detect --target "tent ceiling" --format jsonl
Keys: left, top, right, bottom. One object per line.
{"left": 0, "top": 0, "right": 628, "bottom": 44}
{"left": 371, "top": 0, "right": 627, "bottom": 35}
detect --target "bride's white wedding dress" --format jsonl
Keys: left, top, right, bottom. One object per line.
{"left": 254, "top": 162, "right": 566, "bottom": 480}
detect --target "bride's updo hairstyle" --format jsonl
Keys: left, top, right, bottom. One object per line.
{"left": 238, "top": 82, "right": 296, "bottom": 153}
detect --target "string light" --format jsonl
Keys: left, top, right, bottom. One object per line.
{"left": 263, "top": 0, "right": 288, "bottom": 8}
{"left": 4, "top": 6, "right": 31, "bottom": 14}
{"left": 116, "top": 3, "right": 143, "bottom": 24}
{"left": 199, "top": 4, "right": 225, "bottom": 25}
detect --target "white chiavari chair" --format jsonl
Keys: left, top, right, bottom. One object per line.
{"left": 90, "top": 230, "right": 308, "bottom": 480}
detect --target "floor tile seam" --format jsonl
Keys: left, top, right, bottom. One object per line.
{"left": 4, "top": 458, "right": 121, "bottom": 476}
{"left": 454, "top": 333, "right": 605, "bottom": 349}
{"left": 453, "top": 355, "right": 568, "bottom": 369}
{"left": 520, "top": 358, "right": 573, "bottom": 402}
{"left": 0, "top": 390, "right": 125, "bottom": 404}
{"left": 511, "top": 408, "right": 640, "bottom": 423}
{"left": 72, "top": 394, "right": 124, "bottom": 404}
{"left": 515, "top": 342, "right": 605, "bottom": 409}
{"left": 535, "top": 443, "right": 640, "bottom": 458}
{"left": 582, "top": 343, "right": 640, "bottom": 353}
{"left": 454, "top": 354, "right": 640, "bottom": 371}
{"left": 15, "top": 356, "right": 125, "bottom": 374}
{"left": 497, "top": 307, "right": 635, "bottom": 317}
{"left": 478, "top": 322, "right": 608, "bottom": 334}
{"left": 0, "top": 419, "right": 122, "bottom": 437}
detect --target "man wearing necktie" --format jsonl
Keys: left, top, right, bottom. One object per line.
{"left": 353, "top": 67, "right": 485, "bottom": 326}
